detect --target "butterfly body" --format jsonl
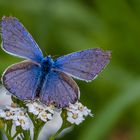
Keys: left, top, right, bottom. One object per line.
{"left": 1, "top": 16, "right": 111, "bottom": 108}
{"left": 35, "top": 56, "right": 54, "bottom": 98}
{"left": 41, "top": 56, "right": 54, "bottom": 73}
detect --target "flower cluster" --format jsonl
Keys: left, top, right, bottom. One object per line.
{"left": 0, "top": 101, "right": 92, "bottom": 140}
{"left": 26, "top": 102, "right": 55, "bottom": 122}
{"left": 0, "top": 101, "right": 92, "bottom": 131}
{"left": 0, "top": 103, "right": 30, "bottom": 130}
{"left": 66, "top": 102, "right": 93, "bottom": 125}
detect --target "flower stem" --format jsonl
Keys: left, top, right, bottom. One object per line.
{"left": 33, "top": 128, "right": 40, "bottom": 140}
{"left": 12, "top": 132, "right": 19, "bottom": 139}
{"left": 33, "top": 123, "right": 45, "bottom": 140}
{"left": 3, "top": 129, "right": 13, "bottom": 140}
{"left": 48, "top": 127, "right": 64, "bottom": 140}
{"left": 23, "top": 131, "right": 31, "bottom": 140}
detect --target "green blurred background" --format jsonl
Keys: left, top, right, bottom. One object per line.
{"left": 0, "top": 0, "right": 140, "bottom": 140}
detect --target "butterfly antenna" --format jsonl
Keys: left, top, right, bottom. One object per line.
{"left": 52, "top": 54, "right": 60, "bottom": 59}
{"left": 41, "top": 46, "right": 48, "bottom": 56}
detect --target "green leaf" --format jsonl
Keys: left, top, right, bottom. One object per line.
{"left": 78, "top": 79, "right": 140, "bottom": 140}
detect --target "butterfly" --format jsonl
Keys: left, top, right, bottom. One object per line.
{"left": 1, "top": 16, "right": 111, "bottom": 108}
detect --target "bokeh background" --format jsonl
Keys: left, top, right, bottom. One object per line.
{"left": 0, "top": 0, "right": 140, "bottom": 140}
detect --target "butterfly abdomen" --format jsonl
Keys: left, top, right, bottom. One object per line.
{"left": 35, "top": 56, "right": 54, "bottom": 98}
{"left": 35, "top": 72, "right": 46, "bottom": 98}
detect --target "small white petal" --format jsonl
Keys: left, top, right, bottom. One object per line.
{"left": 47, "top": 113, "right": 53, "bottom": 120}
{"left": 14, "top": 120, "right": 20, "bottom": 126}
{"left": 67, "top": 117, "right": 75, "bottom": 124}
{"left": 67, "top": 112, "right": 73, "bottom": 117}
{"left": 75, "top": 117, "right": 84, "bottom": 125}
{"left": 0, "top": 110, "right": 6, "bottom": 118}
{"left": 37, "top": 111, "right": 53, "bottom": 122}
{"left": 13, "top": 116, "right": 31, "bottom": 130}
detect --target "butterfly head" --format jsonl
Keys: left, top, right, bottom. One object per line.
{"left": 41, "top": 56, "right": 54, "bottom": 72}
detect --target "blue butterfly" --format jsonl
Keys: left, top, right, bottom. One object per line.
{"left": 1, "top": 16, "right": 111, "bottom": 108}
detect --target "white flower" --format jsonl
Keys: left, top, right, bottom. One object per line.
{"left": 45, "top": 105, "right": 55, "bottom": 114}
{"left": 0, "top": 104, "right": 31, "bottom": 130}
{"left": 26, "top": 102, "right": 55, "bottom": 115}
{"left": 0, "top": 105, "right": 22, "bottom": 120}
{"left": 12, "top": 110, "right": 25, "bottom": 121}
{"left": 26, "top": 102, "right": 45, "bottom": 115}
{"left": 13, "top": 109, "right": 31, "bottom": 130}
{"left": 4, "top": 110, "right": 15, "bottom": 120}
{"left": 68, "top": 103, "right": 79, "bottom": 110}
{"left": 68, "top": 102, "right": 93, "bottom": 117}
{"left": 26, "top": 101, "right": 55, "bottom": 122}
{"left": 13, "top": 115, "right": 31, "bottom": 130}
{"left": 67, "top": 111, "right": 84, "bottom": 125}
{"left": 83, "top": 107, "right": 92, "bottom": 117}
{"left": 37, "top": 111, "right": 53, "bottom": 122}
{"left": 77, "top": 103, "right": 92, "bottom": 117}
{"left": 66, "top": 102, "right": 93, "bottom": 125}
{"left": 6, "top": 106, "right": 21, "bottom": 113}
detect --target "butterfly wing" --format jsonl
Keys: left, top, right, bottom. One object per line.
{"left": 2, "top": 60, "right": 41, "bottom": 100}
{"left": 54, "top": 48, "right": 111, "bottom": 81}
{"left": 1, "top": 16, "right": 43, "bottom": 63}
{"left": 40, "top": 70, "right": 79, "bottom": 108}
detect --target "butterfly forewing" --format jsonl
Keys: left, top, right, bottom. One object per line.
{"left": 2, "top": 60, "right": 41, "bottom": 100}
{"left": 55, "top": 48, "right": 111, "bottom": 81}
{"left": 1, "top": 16, "right": 43, "bottom": 62}
{"left": 40, "top": 70, "right": 79, "bottom": 108}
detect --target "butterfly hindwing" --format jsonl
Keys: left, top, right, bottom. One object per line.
{"left": 54, "top": 48, "right": 111, "bottom": 81}
{"left": 40, "top": 70, "right": 79, "bottom": 108}
{"left": 2, "top": 60, "right": 41, "bottom": 100}
{"left": 1, "top": 16, "right": 43, "bottom": 62}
